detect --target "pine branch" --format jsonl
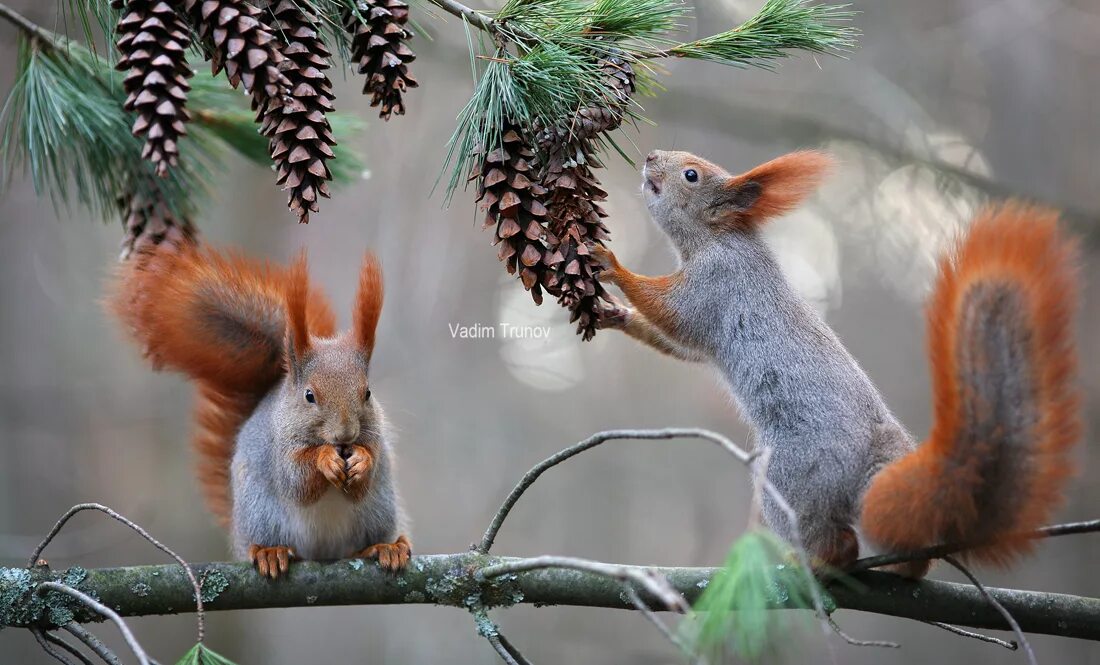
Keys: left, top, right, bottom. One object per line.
{"left": 424, "top": 0, "right": 495, "bottom": 34}
{"left": 650, "top": 0, "right": 858, "bottom": 67}
{"left": 0, "top": 14, "right": 365, "bottom": 224}
{"left": 0, "top": 2, "right": 59, "bottom": 45}
{"left": 4, "top": 557, "right": 1100, "bottom": 641}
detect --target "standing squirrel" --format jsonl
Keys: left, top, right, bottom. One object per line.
{"left": 110, "top": 235, "right": 410, "bottom": 578}
{"left": 593, "top": 149, "right": 1081, "bottom": 577}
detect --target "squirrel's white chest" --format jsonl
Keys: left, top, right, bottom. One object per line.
{"left": 284, "top": 489, "right": 361, "bottom": 560}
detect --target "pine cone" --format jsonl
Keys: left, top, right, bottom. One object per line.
{"left": 113, "top": 0, "right": 194, "bottom": 177}
{"left": 542, "top": 144, "right": 613, "bottom": 340}
{"left": 535, "top": 55, "right": 636, "bottom": 149}
{"left": 118, "top": 190, "right": 198, "bottom": 261}
{"left": 531, "top": 55, "right": 636, "bottom": 339}
{"left": 181, "top": 0, "right": 289, "bottom": 104}
{"left": 475, "top": 124, "right": 555, "bottom": 305}
{"left": 346, "top": 0, "right": 418, "bottom": 120}
{"left": 259, "top": 0, "right": 336, "bottom": 224}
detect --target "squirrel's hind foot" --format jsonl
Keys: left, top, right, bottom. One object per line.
{"left": 806, "top": 526, "right": 859, "bottom": 577}
{"left": 248, "top": 544, "right": 296, "bottom": 579}
{"left": 352, "top": 534, "right": 411, "bottom": 573}
{"left": 878, "top": 559, "right": 932, "bottom": 579}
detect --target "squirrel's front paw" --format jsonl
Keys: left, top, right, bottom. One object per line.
{"left": 353, "top": 535, "right": 412, "bottom": 573}
{"left": 248, "top": 544, "right": 295, "bottom": 579}
{"left": 589, "top": 244, "right": 620, "bottom": 281}
{"left": 596, "top": 294, "right": 633, "bottom": 330}
{"left": 344, "top": 445, "right": 374, "bottom": 497}
{"left": 316, "top": 445, "right": 347, "bottom": 488}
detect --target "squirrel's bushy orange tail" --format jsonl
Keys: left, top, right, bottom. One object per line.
{"left": 861, "top": 204, "right": 1081, "bottom": 566}
{"left": 109, "top": 240, "right": 336, "bottom": 523}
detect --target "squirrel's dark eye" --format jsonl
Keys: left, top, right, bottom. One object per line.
{"left": 364, "top": 389, "right": 372, "bottom": 402}
{"left": 304, "top": 389, "right": 316, "bottom": 404}
{"left": 684, "top": 169, "right": 698, "bottom": 183}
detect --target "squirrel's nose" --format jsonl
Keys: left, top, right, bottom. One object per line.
{"left": 332, "top": 420, "right": 360, "bottom": 445}
{"left": 645, "top": 151, "right": 659, "bottom": 163}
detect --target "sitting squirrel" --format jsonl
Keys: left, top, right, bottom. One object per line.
{"left": 593, "top": 150, "right": 1081, "bottom": 576}
{"left": 110, "top": 235, "right": 410, "bottom": 578}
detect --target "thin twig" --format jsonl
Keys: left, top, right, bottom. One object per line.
{"left": 496, "top": 633, "right": 534, "bottom": 665}
{"left": 479, "top": 428, "right": 752, "bottom": 553}
{"left": 472, "top": 607, "right": 532, "bottom": 665}
{"left": 480, "top": 555, "right": 689, "bottom": 613}
{"left": 923, "top": 621, "right": 1018, "bottom": 650}
{"left": 486, "top": 634, "right": 521, "bottom": 665}
{"left": 63, "top": 623, "right": 124, "bottom": 665}
{"left": 0, "top": 1, "right": 58, "bottom": 44}
{"left": 424, "top": 0, "right": 495, "bottom": 34}
{"left": 943, "top": 556, "right": 1036, "bottom": 665}
{"left": 43, "top": 630, "right": 96, "bottom": 665}
{"left": 31, "top": 628, "right": 81, "bottom": 665}
{"left": 476, "top": 428, "right": 827, "bottom": 635}
{"left": 29, "top": 503, "right": 205, "bottom": 641}
{"left": 825, "top": 615, "right": 900, "bottom": 649}
{"left": 624, "top": 587, "right": 699, "bottom": 662}
{"left": 751, "top": 446, "right": 832, "bottom": 637}
{"left": 35, "top": 582, "right": 150, "bottom": 665}
{"left": 851, "top": 519, "right": 1100, "bottom": 572}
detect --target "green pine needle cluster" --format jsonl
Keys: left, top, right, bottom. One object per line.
{"left": 444, "top": 0, "right": 858, "bottom": 197}
{"left": 669, "top": 0, "right": 858, "bottom": 67}
{"left": 0, "top": 26, "right": 365, "bottom": 222}
{"left": 1, "top": 37, "right": 195, "bottom": 219}
{"left": 682, "top": 529, "right": 830, "bottom": 662}
{"left": 175, "top": 643, "right": 240, "bottom": 665}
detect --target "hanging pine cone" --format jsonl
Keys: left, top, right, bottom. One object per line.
{"left": 534, "top": 55, "right": 636, "bottom": 149}
{"left": 259, "top": 0, "right": 336, "bottom": 224}
{"left": 118, "top": 190, "right": 198, "bottom": 261}
{"left": 113, "top": 0, "right": 194, "bottom": 177}
{"left": 181, "top": 0, "right": 289, "bottom": 106}
{"left": 532, "top": 54, "right": 637, "bottom": 339}
{"left": 541, "top": 143, "right": 613, "bottom": 340}
{"left": 475, "top": 124, "right": 555, "bottom": 305}
{"left": 346, "top": 0, "right": 418, "bottom": 120}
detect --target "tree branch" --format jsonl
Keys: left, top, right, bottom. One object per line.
{"left": 0, "top": 1, "right": 57, "bottom": 45}
{"left": 5, "top": 556, "right": 1100, "bottom": 641}
{"left": 851, "top": 519, "right": 1100, "bottom": 572}
{"left": 424, "top": 0, "right": 495, "bottom": 34}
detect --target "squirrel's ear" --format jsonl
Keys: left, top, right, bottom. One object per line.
{"left": 284, "top": 250, "right": 312, "bottom": 377}
{"left": 352, "top": 252, "right": 384, "bottom": 362}
{"left": 716, "top": 151, "right": 834, "bottom": 228}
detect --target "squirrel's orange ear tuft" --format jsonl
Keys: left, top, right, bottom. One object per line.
{"left": 284, "top": 250, "right": 312, "bottom": 370}
{"left": 353, "top": 252, "right": 384, "bottom": 361}
{"left": 720, "top": 150, "right": 833, "bottom": 228}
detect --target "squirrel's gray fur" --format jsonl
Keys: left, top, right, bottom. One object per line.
{"left": 599, "top": 149, "right": 917, "bottom": 563}
{"left": 231, "top": 336, "right": 406, "bottom": 560}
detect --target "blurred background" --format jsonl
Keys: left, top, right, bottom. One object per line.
{"left": 1, "top": 0, "right": 1098, "bottom": 663}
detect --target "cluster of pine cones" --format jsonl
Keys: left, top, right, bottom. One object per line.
{"left": 112, "top": 0, "right": 416, "bottom": 229}
{"left": 476, "top": 55, "right": 636, "bottom": 339}
{"left": 113, "top": 0, "right": 635, "bottom": 339}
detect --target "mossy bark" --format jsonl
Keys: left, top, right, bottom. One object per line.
{"left": 3, "top": 554, "right": 1099, "bottom": 641}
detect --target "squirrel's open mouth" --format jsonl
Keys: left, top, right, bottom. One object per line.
{"left": 645, "top": 177, "right": 661, "bottom": 195}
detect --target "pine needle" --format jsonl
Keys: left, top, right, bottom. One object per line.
{"left": 175, "top": 643, "right": 240, "bottom": 665}
{"left": 0, "top": 37, "right": 196, "bottom": 220}
{"left": 667, "top": 0, "right": 858, "bottom": 68}
{"left": 682, "top": 529, "right": 830, "bottom": 662}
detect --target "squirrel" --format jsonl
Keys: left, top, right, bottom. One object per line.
{"left": 592, "top": 149, "right": 1081, "bottom": 577}
{"left": 109, "top": 232, "right": 410, "bottom": 578}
